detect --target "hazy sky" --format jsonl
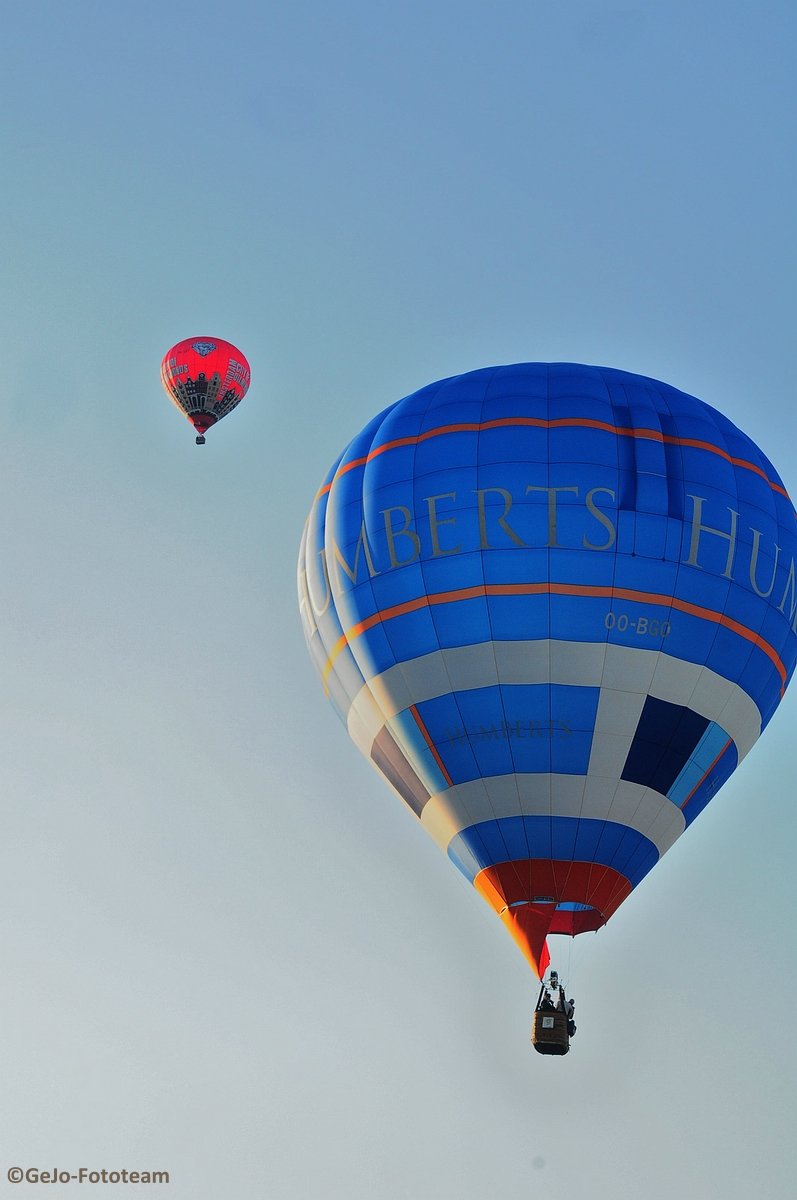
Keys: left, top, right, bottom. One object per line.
{"left": 1, "top": 3, "right": 795, "bottom": 1198}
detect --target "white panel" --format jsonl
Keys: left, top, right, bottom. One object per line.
{"left": 674, "top": 664, "right": 760, "bottom": 755}
{"left": 597, "top": 779, "right": 641, "bottom": 824}
{"left": 549, "top": 639, "right": 607, "bottom": 686}
{"left": 580, "top": 775, "right": 618, "bottom": 812}
{"left": 687, "top": 664, "right": 734, "bottom": 717}
{"left": 347, "top": 687, "right": 386, "bottom": 757}
{"left": 539, "top": 773, "right": 587, "bottom": 809}
{"left": 644, "top": 799, "right": 687, "bottom": 854}
{"left": 369, "top": 653, "right": 444, "bottom": 717}
{"left": 650, "top": 654, "right": 705, "bottom": 707}
{"left": 715, "top": 690, "right": 759, "bottom": 760}
{"left": 420, "top": 777, "right": 499, "bottom": 851}
{"left": 420, "top": 772, "right": 685, "bottom": 857}
{"left": 592, "top": 688, "right": 648, "bottom": 737}
{"left": 364, "top": 660, "right": 413, "bottom": 718}
{"left": 601, "top": 644, "right": 660, "bottom": 693}
{"left": 603, "top": 781, "right": 685, "bottom": 852}
{"left": 441, "top": 642, "right": 499, "bottom": 691}
{"left": 494, "top": 640, "right": 550, "bottom": 684}
{"left": 483, "top": 773, "right": 531, "bottom": 812}
{"left": 588, "top": 731, "right": 636, "bottom": 779}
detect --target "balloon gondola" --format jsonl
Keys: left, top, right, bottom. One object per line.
{"left": 298, "top": 363, "right": 797, "bottom": 1043}
{"left": 532, "top": 973, "right": 575, "bottom": 1055}
{"left": 160, "top": 337, "right": 250, "bottom": 444}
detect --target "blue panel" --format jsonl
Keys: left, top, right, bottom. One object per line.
{"left": 447, "top": 816, "right": 659, "bottom": 886}
{"left": 414, "top": 430, "right": 481, "bottom": 476}
{"left": 412, "top": 685, "right": 599, "bottom": 785}
{"left": 350, "top": 619, "right": 399, "bottom": 679}
{"left": 667, "top": 722, "right": 733, "bottom": 808}
{"left": 480, "top": 424, "right": 549, "bottom": 465}
{"left": 550, "top": 593, "right": 611, "bottom": 645}
{"left": 616, "top": 508, "right": 636, "bottom": 554}
{"left": 419, "top": 549, "right": 485, "bottom": 595}
{"left": 482, "top": 546, "right": 550, "bottom": 586}
{"left": 636, "top": 474, "right": 670, "bottom": 519}
{"left": 681, "top": 740, "right": 738, "bottom": 826}
{"left": 486, "top": 590, "right": 551, "bottom": 641}
{"left": 387, "top": 710, "right": 450, "bottom": 795}
{"left": 371, "top": 606, "right": 440, "bottom": 669}
{"left": 549, "top": 547, "right": 617, "bottom": 587}
{"left": 368, "top": 561, "right": 427, "bottom": 610}
{"left": 428, "top": 594, "right": 492, "bottom": 650}
{"left": 613, "top": 551, "right": 679, "bottom": 595}
{"left": 338, "top": 407, "right": 401, "bottom": 468}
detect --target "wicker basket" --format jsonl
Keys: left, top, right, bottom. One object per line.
{"left": 531, "top": 1009, "right": 570, "bottom": 1055}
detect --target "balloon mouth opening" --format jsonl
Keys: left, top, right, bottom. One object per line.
{"left": 190, "top": 412, "right": 219, "bottom": 435}
{"left": 473, "top": 863, "right": 623, "bottom": 979}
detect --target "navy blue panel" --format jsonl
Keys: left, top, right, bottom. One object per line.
{"left": 622, "top": 697, "right": 710, "bottom": 794}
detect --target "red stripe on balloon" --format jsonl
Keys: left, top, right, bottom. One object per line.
{"left": 322, "top": 582, "right": 788, "bottom": 694}
{"left": 316, "top": 415, "right": 791, "bottom": 502}
{"left": 409, "top": 704, "right": 454, "bottom": 789}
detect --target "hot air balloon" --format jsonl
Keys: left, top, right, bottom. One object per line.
{"left": 160, "top": 337, "right": 250, "bottom": 444}
{"left": 297, "top": 363, "right": 797, "bottom": 1037}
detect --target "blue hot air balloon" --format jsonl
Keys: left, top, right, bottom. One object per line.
{"left": 298, "top": 363, "right": 797, "bottom": 992}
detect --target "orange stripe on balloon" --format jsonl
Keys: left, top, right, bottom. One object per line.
{"left": 315, "top": 415, "right": 792, "bottom": 502}
{"left": 321, "top": 582, "right": 788, "bottom": 694}
{"left": 409, "top": 704, "right": 454, "bottom": 788}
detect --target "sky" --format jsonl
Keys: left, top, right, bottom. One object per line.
{"left": 1, "top": 2, "right": 795, "bottom": 1197}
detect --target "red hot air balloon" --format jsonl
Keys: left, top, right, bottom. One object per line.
{"left": 160, "top": 337, "right": 251, "bottom": 444}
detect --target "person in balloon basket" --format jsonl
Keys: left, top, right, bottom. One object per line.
{"left": 552, "top": 986, "right": 576, "bottom": 1037}
{"left": 566, "top": 997, "right": 576, "bottom": 1038}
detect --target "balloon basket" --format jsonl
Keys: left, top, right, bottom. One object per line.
{"left": 531, "top": 1010, "right": 570, "bottom": 1056}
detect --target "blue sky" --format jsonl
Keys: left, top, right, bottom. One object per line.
{"left": 1, "top": 3, "right": 795, "bottom": 1197}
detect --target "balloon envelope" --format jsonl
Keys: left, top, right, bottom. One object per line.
{"left": 160, "top": 336, "right": 250, "bottom": 440}
{"left": 298, "top": 364, "right": 797, "bottom": 977}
